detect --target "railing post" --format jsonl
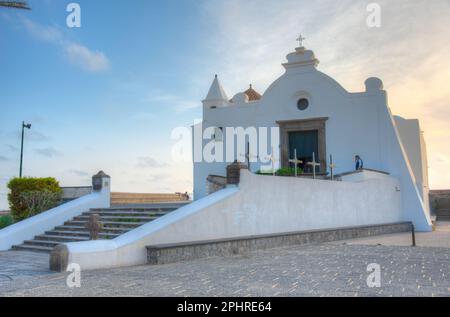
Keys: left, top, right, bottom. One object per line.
{"left": 411, "top": 223, "right": 416, "bottom": 247}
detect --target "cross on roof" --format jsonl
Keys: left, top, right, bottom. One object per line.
{"left": 296, "top": 34, "right": 306, "bottom": 47}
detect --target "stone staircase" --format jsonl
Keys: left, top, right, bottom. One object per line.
{"left": 437, "top": 209, "right": 450, "bottom": 222}
{"left": 433, "top": 194, "right": 450, "bottom": 222}
{"left": 11, "top": 206, "right": 180, "bottom": 253}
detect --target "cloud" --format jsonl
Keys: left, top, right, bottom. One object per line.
{"left": 145, "top": 94, "right": 200, "bottom": 113}
{"left": 21, "top": 17, "right": 62, "bottom": 42}
{"left": 4, "top": 144, "right": 18, "bottom": 152}
{"left": 34, "top": 147, "right": 62, "bottom": 158}
{"left": 64, "top": 43, "right": 110, "bottom": 73}
{"left": 11, "top": 130, "right": 49, "bottom": 142}
{"left": 435, "top": 153, "right": 449, "bottom": 164}
{"left": 0, "top": 156, "right": 9, "bottom": 162}
{"left": 136, "top": 156, "right": 167, "bottom": 168}
{"left": 20, "top": 17, "right": 110, "bottom": 73}
{"left": 68, "top": 169, "right": 89, "bottom": 177}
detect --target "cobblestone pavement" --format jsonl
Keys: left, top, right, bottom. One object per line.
{"left": 1, "top": 244, "right": 449, "bottom": 297}
{"left": 0, "top": 251, "right": 50, "bottom": 284}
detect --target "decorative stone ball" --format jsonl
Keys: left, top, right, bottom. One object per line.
{"left": 365, "top": 77, "right": 384, "bottom": 92}
{"left": 232, "top": 92, "right": 249, "bottom": 104}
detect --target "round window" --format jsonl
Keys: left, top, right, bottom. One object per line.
{"left": 297, "top": 98, "right": 309, "bottom": 111}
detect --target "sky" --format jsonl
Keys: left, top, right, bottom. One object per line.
{"left": 0, "top": 0, "right": 449, "bottom": 209}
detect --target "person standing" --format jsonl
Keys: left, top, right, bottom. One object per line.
{"left": 355, "top": 155, "right": 364, "bottom": 170}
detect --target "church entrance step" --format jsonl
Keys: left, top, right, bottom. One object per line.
{"left": 90, "top": 207, "right": 176, "bottom": 212}
{"left": 35, "top": 234, "right": 90, "bottom": 242}
{"left": 53, "top": 225, "right": 128, "bottom": 234}
{"left": 73, "top": 215, "right": 158, "bottom": 222}
{"left": 11, "top": 244, "right": 54, "bottom": 253}
{"left": 64, "top": 220, "right": 143, "bottom": 228}
{"left": 45, "top": 230, "right": 121, "bottom": 239}
{"left": 20, "top": 240, "right": 61, "bottom": 248}
{"left": 82, "top": 211, "right": 168, "bottom": 217}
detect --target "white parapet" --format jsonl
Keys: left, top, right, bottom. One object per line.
{"left": 0, "top": 173, "right": 110, "bottom": 251}
{"left": 55, "top": 169, "right": 430, "bottom": 271}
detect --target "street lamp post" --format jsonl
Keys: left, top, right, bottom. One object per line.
{"left": 19, "top": 121, "right": 31, "bottom": 178}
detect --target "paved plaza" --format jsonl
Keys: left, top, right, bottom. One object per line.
{"left": 0, "top": 223, "right": 449, "bottom": 297}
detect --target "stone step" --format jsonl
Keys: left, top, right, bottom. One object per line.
{"left": 11, "top": 244, "right": 53, "bottom": 253}
{"left": 64, "top": 220, "right": 143, "bottom": 228}
{"left": 436, "top": 209, "right": 450, "bottom": 215}
{"left": 54, "top": 225, "right": 129, "bottom": 234}
{"left": 90, "top": 207, "right": 177, "bottom": 212}
{"left": 35, "top": 234, "right": 89, "bottom": 242}
{"left": 437, "top": 216, "right": 450, "bottom": 222}
{"left": 45, "top": 230, "right": 120, "bottom": 239}
{"left": 21, "top": 239, "right": 61, "bottom": 248}
{"left": 83, "top": 211, "right": 169, "bottom": 217}
{"left": 74, "top": 215, "right": 158, "bottom": 222}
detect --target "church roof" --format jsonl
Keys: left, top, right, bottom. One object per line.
{"left": 204, "top": 75, "right": 229, "bottom": 101}
{"left": 243, "top": 84, "right": 262, "bottom": 101}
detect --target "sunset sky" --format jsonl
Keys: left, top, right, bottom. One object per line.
{"left": 0, "top": 0, "right": 449, "bottom": 209}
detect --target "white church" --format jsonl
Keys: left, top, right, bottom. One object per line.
{"left": 193, "top": 41, "right": 432, "bottom": 231}
{"left": 0, "top": 40, "right": 433, "bottom": 272}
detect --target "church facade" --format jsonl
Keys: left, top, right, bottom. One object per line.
{"left": 193, "top": 43, "right": 431, "bottom": 230}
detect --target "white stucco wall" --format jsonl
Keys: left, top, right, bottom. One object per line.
{"left": 193, "top": 45, "right": 431, "bottom": 233}
{"left": 63, "top": 170, "right": 414, "bottom": 271}
{"left": 394, "top": 116, "right": 430, "bottom": 212}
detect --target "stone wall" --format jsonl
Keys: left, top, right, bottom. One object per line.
{"left": 147, "top": 222, "right": 412, "bottom": 265}
{"left": 429, "top": 190, "right": 450, "bottom": 215}
{"left": 111, "top": 192, "right": 189, "bottom": 205}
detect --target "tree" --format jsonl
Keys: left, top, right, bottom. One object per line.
{"left": 0, "top": 1, "right": 31, "bottom": 10}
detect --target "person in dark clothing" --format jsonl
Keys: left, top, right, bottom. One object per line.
{"left": 355, "top": 155, "right": 364, "bottom": 170}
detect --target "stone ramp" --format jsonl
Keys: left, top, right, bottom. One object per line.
{"left": 11, "top": 206, "right": 181, "bottom": 253}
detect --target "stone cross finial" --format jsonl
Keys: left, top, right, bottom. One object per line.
{"left": 307, "top": 152, "right": 320, "bottom": 179}
{"left": 240, "top": 142, "right": 258, "bottom": 171}
{"left": 288, "top": 149, "right": 303, "bottom": 177}
{"left": 329, "top": 154, "right": 336, "bottom": 181}
{"left": 296, "top": 34, "right": 306, "bottom": 47}
{"left": 86, "top": 214, "right": 103, "bottom": 240}
{"left": 265, "top": 146, "right": 278, "bottom": 176}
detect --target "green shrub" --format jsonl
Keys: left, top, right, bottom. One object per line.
{"left": 7, "top": 177, "right": 62, "bottom": 221}
{"left": 0, "top": 215, "right": 13, "bottom": 229}
{"left": 276, "top": 167, "right": 304, "bottom": 176}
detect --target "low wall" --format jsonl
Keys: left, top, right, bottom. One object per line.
{"left": 61, "top": 186, "right": 92, "bottom": 203}
{"left": 0, "top": 177, "right": 110, "bottom": 251}
{"left": 52, "top": 170, "right": 414, "bottom": 271}
{"left": 147, "top": 222, "right": 413, "bottom": 265}
{"left": 111, "top": 192, "right": 189, "bottom": 205}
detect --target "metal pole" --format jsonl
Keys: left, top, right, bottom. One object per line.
{"left": 411, "top": 224, "right": 416, "bottom": 247}
{"left": 19, "top": 121, "right": 25, "bottom": 178}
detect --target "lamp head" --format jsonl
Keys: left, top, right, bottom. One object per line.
{"left": 23, "top": 123, "right": 31, "bottom": 129}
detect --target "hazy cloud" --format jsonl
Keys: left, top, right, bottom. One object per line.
{"left": 136, "top": 156, "right": 167, "bottom": 168}
{"left": 20, "top": 17, "right": 110, "bottom": 73}
{"left": 145, "top": 94, "right": 199, "bottom": 113}
{"left": 0, "top": 156, "right": 9, "bottom": 162}
{"left": 4, "top": 144, "right": 18, "bottom": 152}
{"left": 64, "top": 43, "right": 110, "bottom": 73}
{"left": 34, "top": 147, "right": 62, "bottom": 158}
{"left": 11, "top": 130, "right": 49, "bottom": 142}
{"left": 68, "top": 169, "right": 89, "bottom": 177}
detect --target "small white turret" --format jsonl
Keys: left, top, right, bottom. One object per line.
{"left": 203, "top": 75, "right": 230, "bottom": 108}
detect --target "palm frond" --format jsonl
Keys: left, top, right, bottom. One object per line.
{"left": 0, "top": 1, "right": 31, "bottom": 10}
